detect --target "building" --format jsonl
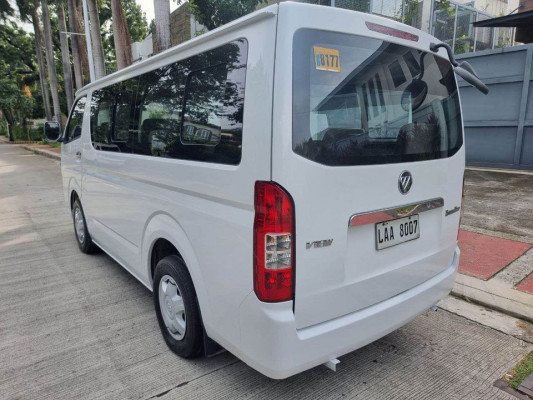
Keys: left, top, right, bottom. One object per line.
{"left": 131, "top": 4, "right": 206, "bottom": 62}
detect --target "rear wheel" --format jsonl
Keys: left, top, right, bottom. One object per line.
{"left": 153, "top": 255, "right": 203, "bottom": 358}
{"left": 72, "top": 199, "right": 98, "bottom": 254}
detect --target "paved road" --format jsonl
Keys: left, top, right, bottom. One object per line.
{"left": 463, "top": 168, "right": 533, "bottom": 242}
{"left": 0, "top": 144, "right": 531, "bottom": 400}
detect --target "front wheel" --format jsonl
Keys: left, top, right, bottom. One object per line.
{"left": 153, "top": 255, "right": 203, "bottom": 358}
{"left": 72, "top": 199, "right": 99, "bottom": 254}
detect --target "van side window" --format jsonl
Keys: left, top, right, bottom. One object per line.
{"left": 137, "top": 64, "right": 185, "bottom": 156}
{"left": 90, "top": 88, "right": 116, "bottom": 151}
{"left": 114, "top": 91, "right": 134, "bottom": 143}
{"left": 182, "top": 63, "right": 227, "bottom": 146}
{"left": 65, "top": 96, "right": 87, "bottom": 142}
{"left": 139, "top": 39, "right": 248, "bottom": 164}
{"left": 89, "top": 39, "right": 248, "bottom": 164}
{"left": 112, "top": 78, "right": 139, "bottom": 153}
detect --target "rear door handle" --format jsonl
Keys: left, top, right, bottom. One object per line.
{"left": 76, "top": 151, "right": 82, "bottom": 159}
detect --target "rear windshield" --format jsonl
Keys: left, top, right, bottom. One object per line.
{"left": 293, "top": 29, "right": 463, "bottom": 166}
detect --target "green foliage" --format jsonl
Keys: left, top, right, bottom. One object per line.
{"left": 0, "top": 21, "right": 38, "bottom": 138}
{"left": 99, "top": 0, "right": 148, "bottom": 65}
{"left": 180, "top": 0, "right": 268, "bottom": 30}
{"left": 0, "top": 0, "right": 14, "bottom": 19}
{"left": 9, "top": 124, "right": 43, "bottom": 141}
{"left": 507, "top": 351, "right": 533, "bottom": 390}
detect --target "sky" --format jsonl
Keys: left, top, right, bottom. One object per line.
{"left": 137, "top": 0, "right": 180, "bottom": 25}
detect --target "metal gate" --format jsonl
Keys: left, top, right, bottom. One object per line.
{"left": 456, "top": 44, "right": 533, "bottom": 170}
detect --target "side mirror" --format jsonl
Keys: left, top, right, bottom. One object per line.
{"left": 453, "top": 65, "right": 489, "bottom": 95}
{"left": 44, "top": 121, "right": 62, "bottom": 142}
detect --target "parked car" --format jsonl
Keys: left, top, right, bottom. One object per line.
{"left": 46, "top": 1, "right": 487, "bottom": 379}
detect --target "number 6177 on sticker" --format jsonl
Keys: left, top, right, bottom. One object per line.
{"left": 313, "top": 46, "right": 341, "bottom": 72}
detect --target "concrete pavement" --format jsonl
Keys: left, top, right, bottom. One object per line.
{"left": 0, "top": 144, "right": 531, "bottom": 400}
{"left": 454, "top": 168, "right": 533, "bottom": 322}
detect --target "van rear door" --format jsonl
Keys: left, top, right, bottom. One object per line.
{"left": 272, "top": 6, "right": 464, "bottom": 329}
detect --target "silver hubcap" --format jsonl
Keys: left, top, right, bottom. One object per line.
{"left": 74, "top": 208, "right": 85, "bottom": 243}
{"left": 158, "top": 275, "right": 186, "bottom": 340}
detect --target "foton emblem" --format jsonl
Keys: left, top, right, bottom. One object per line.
{"left": 306, "top": 239, "right": 334, "bottom": 250}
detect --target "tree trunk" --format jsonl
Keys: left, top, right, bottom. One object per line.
{"left": 41, "top": 0, "right": 62, "bottom": 122}
{"left": 3, "top": 109, "right": 14, "bottom": 142}
{"left": 153, "top": 0, "right": 171, "bottom": 54}
{"left": 86, "top": 0, "right": 106, "bottom": 79}
{"left": 58, "top": 4, "right": 74, "bottom": 110}
{"left": 31, "top": 9, "right": 52, "bottom": 121}
{"left": 111, "top": 0, "right": 132, "bottom": 69}
{"left": 67, "top": 0, "right": 83, "bottom": 90}
{"left": 74, "top": 0, "right": 89, "bottom": 85}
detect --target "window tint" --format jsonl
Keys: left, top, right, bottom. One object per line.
{"left": 90, "top": 39, "right": 247, "bottom": 165}
{"left": 403, "top": 51, "right": 421, "bottom": 77}
{"left": 66, "top": 97, "right": 86, "bottom": 142}
{"left": 293, "top": 29, "right": 463, "bottom": 166}
{"left": 182, "top": 63, "right": 227, "bottom": 146}
{"left": 114, "top": 90, "right": 135, "bottom": 143}
{"left": 137, "top": 64, "right": 185, "bottom": 156}
{"left": 90, "top": 87, "right": 116, "bottom": 151}
{"left": 389, "top": 60, "right": 406, "bottom": 87}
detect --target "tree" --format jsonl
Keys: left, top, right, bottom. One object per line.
{"left": 0, "top": 23, "right": 37, "bottom": 140}
{"left": 57, "top": 3, "right": 74, "bottom": 110}
{"left": 68, "top": 0, "right": 89, "bottom": 88}
{"left": 99, "top": 0, "right": 147, "bottom": 66}
{"left": 32, "top": 8, "right": 52, "bottom": 120}
{"left": 16, "top": 0, "right": 53, "bottom": 120}
{"left": 0, "top": 0, "right": 13, "bottom": 19}
{"left": 86, "top": 0, "right": 106, "bottom": 78}
{"left": 153, "top": 0, "right": 170, "bottom": 53}
{"left": 182, "top": 0, "right": 267, "bottom": 31}
{"left": 110, "top": 0, "right": 132, "bottom": 69}
{"left": 41, "top": 0, "right": 62, "bottom": 122}
{"left": 66, "top": 0, "right": 82, "bottom": 90}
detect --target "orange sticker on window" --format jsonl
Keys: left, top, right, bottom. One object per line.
{"left": 313, "top": 46, "right": 340, "bottom": 72}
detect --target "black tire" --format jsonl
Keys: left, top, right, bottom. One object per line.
{"left": 72, "top": 199, "right": 99, "bottom": 254}
{"left": 153, "top": 255, "right": 203, "bottom": 358}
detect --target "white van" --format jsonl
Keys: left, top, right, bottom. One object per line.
{"left": 53, "top": 2, "right": 487, "bottom": 379}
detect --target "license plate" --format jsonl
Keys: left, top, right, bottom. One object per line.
{"left": 375, "top": 215, "right": 420, "bottom": 250}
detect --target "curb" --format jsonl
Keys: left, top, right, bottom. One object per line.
{"left": 452, "top": 273, "right": 533, "bottom": 324}
{"left": 21, "top": 145, "right": 61, "bottom": 161}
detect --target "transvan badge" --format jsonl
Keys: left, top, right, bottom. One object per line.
{"left": 398, "top": 171, "right": 413, "bottom": 195}
{"left": 306, "top": 239, "right": 333, "bottom": 250}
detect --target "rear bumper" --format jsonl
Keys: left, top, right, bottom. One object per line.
{"left": 236, "top": 246, "right": 460, "bottom": 379}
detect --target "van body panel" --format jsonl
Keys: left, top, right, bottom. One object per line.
{"left": 77, "top": 14, "right": 277, "bottom": 347}
{"left": 272, "top": 2, "right": 464, "bottom": 329}
{"left": 237, "top": 250, "right": 459, "bottom": 379}
{"left": 61, "top": 97, "right": 89, "bottom": 206}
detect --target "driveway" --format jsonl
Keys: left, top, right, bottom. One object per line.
{"left": 0, "top": 144, "right": 530, "bottom": 400}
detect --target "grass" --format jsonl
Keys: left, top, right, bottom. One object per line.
{"left": 40, "top": 141, "right": 61, "bottom": 148}
{"left": 505, "top": 351, "right": 533, "bottom": 390}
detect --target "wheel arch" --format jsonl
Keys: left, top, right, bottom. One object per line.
{"left": 142, "top": 212, "right": 211, "bottom": 325}
{"left": 67, "top": 176, "right": 81, "bottom": 209}
{"left": 70, "top": 189, "right": 80, "bottom": 210}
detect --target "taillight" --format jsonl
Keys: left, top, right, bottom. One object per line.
{"left": 253, "top": 181, "right": 295, "bottom": 302}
